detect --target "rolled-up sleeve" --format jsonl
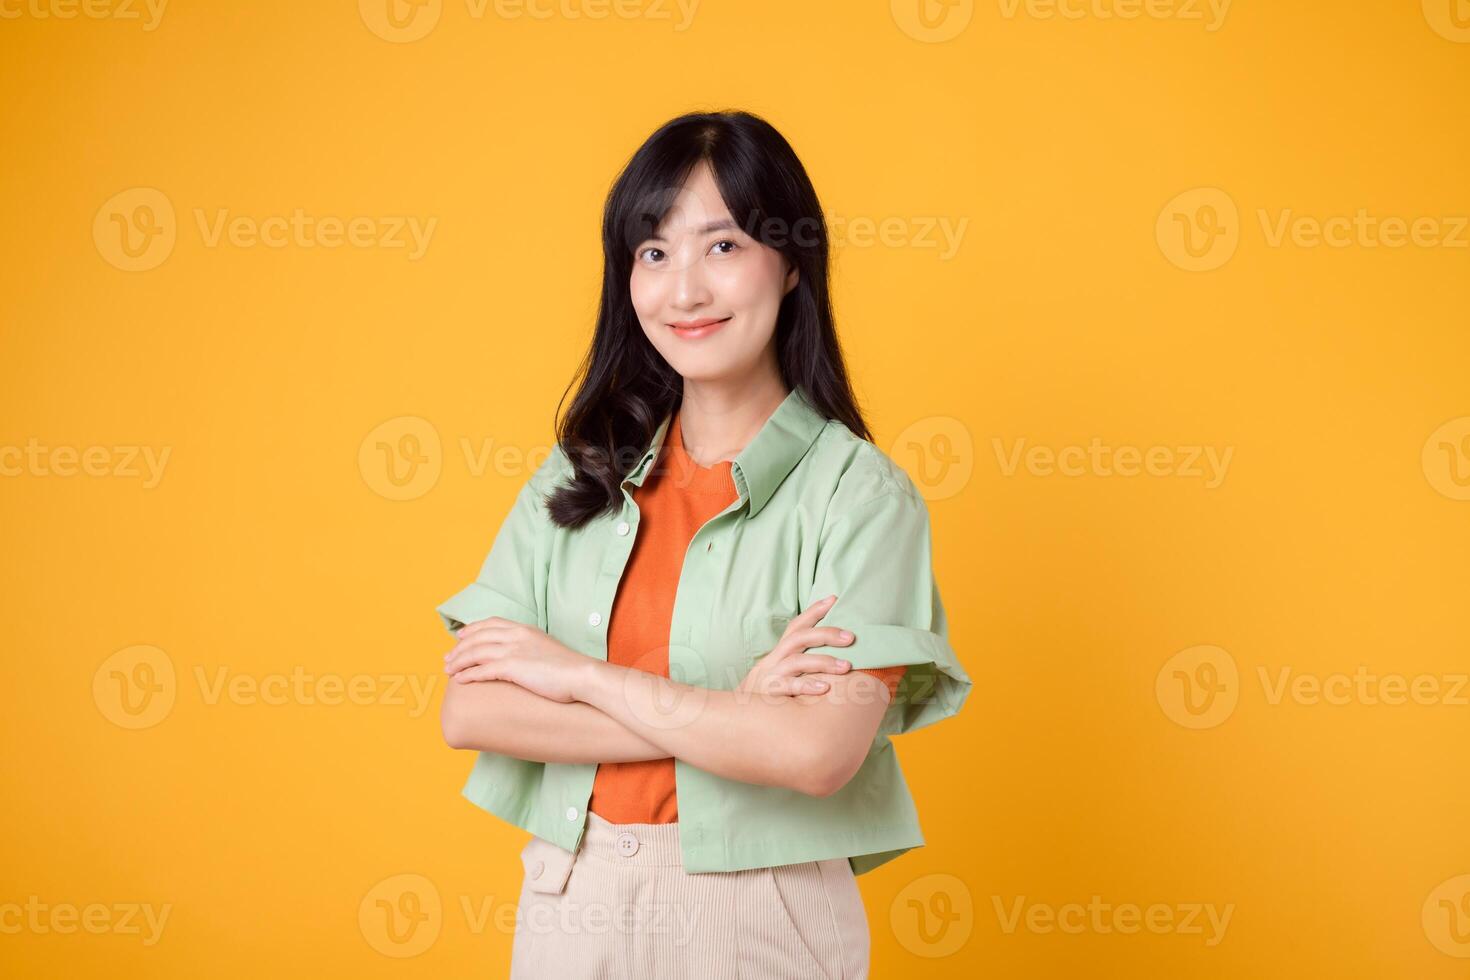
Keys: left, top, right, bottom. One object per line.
{"left": 810, "top": 488, "right": 971, "bottom": 737}
{"left": 436, "top": 459, "right": 557, "bottom": 635}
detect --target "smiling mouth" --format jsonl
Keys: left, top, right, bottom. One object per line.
{"left": 669, "top": 316, "right": 733, "bottom": 337}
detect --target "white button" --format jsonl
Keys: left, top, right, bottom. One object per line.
{"left": 616, "top": 832, "right": 639, "bottom": 857}
{"left": 530, "top": 860, "right": 544, "bottom": 879}
{"left": 616, "top": 521, "right": 630, "bottom": 536}
{"left": 566, "top": 806, "right": 579, "bottom": 821}
{"left": 587, "top": 612, "right": 602, "bottom": 627}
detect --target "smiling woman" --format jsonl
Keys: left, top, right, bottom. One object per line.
{"left": 436, "top": 109, "right": 970, "bottom": 980}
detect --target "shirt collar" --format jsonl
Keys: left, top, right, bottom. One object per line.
{"left": 621, "top": 386, "right": 828, "bottom": 517}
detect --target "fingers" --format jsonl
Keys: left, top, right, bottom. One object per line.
{"left": 751, "top": 674, "right": 833, "bottom": 697}
{"left": 443, "top": 633, "right": 503, "bottom": 675}
{"left": 450, "top": 617, "right": 521, "bottom": 643}
{"left": 782, "top": 652, "right": 853, "bottom": 676}
{"left": 783, "top": 626, "right": 855, "bottom": 656}
{"left": 782, "top": 594, "right": 839, "bottom": 637}
{"left": 451, "top": 663, "right": 502, "bottom": 684}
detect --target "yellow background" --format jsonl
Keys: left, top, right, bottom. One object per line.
{"left": 2, "top": 0, "right": 1468, "bottom": 976}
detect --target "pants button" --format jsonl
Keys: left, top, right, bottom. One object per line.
{"left": 615, "top": 832, "right": 639, "bottom": 857}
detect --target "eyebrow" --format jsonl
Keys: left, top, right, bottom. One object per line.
{"left": 645, "top": 218, "right": 739, "bottom": 241}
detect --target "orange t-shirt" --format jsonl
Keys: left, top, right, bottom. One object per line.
{"left": 587, "top": 408, "right": 907, "bottom": 823}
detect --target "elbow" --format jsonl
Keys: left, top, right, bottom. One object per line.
{"left": 795, "top": 746, "right": 863, "bottom": 799}
{"left": 440, "top": 688, "right": 477, "bottom": 750}
{"left": 441, "top": 707, "right": 468, "bottom": 750}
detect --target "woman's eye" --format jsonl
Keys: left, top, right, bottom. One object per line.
{"left": 709, "top": 239, "right": 738, "bottom": 255}
{"left": 638, "top": 247, "right": 665, "bottom": 263}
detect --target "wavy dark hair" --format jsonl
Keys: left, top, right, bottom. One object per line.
{"left": 545, "top": 109, "right": 871, "bottom": 530}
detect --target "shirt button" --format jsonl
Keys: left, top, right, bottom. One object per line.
{"left": 615, "top": 832, "right": 639, "bottom": 857}
{"left": 566, "top": 806, "right": 579, "bottom": 821}
{"left": 616, "top": 521, "right": 630, "bottom": 536}
{"left": 587, "top": 612, "right": 602, "bottom": 627}
{"left": 530, "top": 860, "right": 545, "bottom": 879}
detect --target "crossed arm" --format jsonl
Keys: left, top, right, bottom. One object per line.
{"left": 440, "top": 659, "right": 894, "bottom": 798}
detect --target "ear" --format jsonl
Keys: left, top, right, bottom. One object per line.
{"left": 782, "top": 260, "right": 800, "bottom": 296}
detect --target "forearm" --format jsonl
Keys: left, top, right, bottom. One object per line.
{"left": 441, "top": 678, "right": 671, "bottom": 764}
{"left": 577, "top": 661, "right": 832, "bottom": 795}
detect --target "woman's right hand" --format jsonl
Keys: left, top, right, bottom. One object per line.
{"left": 735, "top": 594, "right": 855, "bottom": 699}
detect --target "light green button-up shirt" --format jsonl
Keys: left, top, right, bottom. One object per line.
{"left": 437, "top": 385, "right": 971, "bottom": 875}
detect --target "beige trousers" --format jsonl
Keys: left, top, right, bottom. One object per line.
{"left": 509, "top": 811, "right": 871, "bottom": 979}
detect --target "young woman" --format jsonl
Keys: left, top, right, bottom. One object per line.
{"left": 437, "top": 109, "right": 970, "bottom": 979}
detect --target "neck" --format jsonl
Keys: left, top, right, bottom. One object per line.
{"left": 677, "top": 371, "right": 788, "bottom": 468}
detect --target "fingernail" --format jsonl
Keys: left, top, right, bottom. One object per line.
{"left": 839, "top": 631, "right": 853, "bottom": 640}
{"left": 823, "top": 594, "right": 837, "bottom": 604}
{"left": 837, "top": 659, "right": 850, "bottom": 668}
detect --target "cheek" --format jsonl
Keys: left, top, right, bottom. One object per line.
{"left": 628, "top": 267, "right": 661, "bottom": 320}
{"left": 709, "top": 252, "right": 787, "bottom": 310}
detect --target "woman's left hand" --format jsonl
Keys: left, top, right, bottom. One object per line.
{"left": 443, "top": 618, "right": 591, "bottom": 703}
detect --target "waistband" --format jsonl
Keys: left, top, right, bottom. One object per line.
{"left": 579, "top": 811, "right": 685, "bottom": 867}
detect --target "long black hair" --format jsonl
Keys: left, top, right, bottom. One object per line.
{"left": 545, "top": 109, "right": 871, "bottom": 530}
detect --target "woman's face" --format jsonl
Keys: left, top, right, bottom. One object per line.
{"left": 629, "top": 160, "right": 797, "bottom": 383}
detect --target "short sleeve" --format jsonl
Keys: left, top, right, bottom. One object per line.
{"left": 810, "top": 489, "right": 971, "bottom": 737}
{"left": 857, "top": 666, "right": 907, "bottom": 702}
{"left": 435, "top": 456, "right": 559, "bottom": 636}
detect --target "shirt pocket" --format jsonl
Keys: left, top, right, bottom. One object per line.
{"left": 741, "top": 612, "right": 795, "bottom": 672}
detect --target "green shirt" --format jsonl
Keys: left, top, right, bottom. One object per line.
{"left": 436, "top": 385, "right": 971, "bottom": 875}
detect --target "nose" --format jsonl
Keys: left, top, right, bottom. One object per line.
{"left": 670, "top": 250, "right": 711, "bottom": 311}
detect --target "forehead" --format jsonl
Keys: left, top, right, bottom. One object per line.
{"left": 649, "top": 161, "right": 735, "bottom": 239}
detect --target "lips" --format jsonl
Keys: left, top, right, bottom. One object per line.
{"left": 669, "top": 316, "right": 732, "bottom": 339}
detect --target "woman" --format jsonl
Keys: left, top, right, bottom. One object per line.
{"left": 437, "top": 110, "right": 970, "bottom": 979}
